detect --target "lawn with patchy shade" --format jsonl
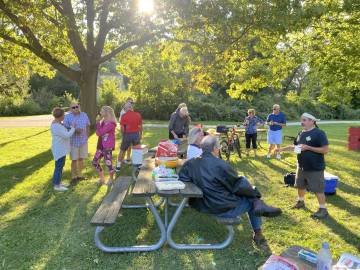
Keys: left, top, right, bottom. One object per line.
{"left": 0, "top": 124, "right": 359, "bottom": 269}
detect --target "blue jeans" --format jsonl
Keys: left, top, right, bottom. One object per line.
{"left": 53, "top": 156, "right": 66, "bottom": 186}
{"left": 216, "top": 197, "right": 262, "bottom": 231}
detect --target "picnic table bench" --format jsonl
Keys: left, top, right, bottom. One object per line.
{"left": 91, "top": 157, "right": 241, "bottom": 253}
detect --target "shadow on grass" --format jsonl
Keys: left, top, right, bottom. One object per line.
{"left": 319, "top": 216, "right": 360, "bottom": 252}
{"left": 1, "top": 177, "right": 101, "bottom": 269}
{"left": 0, "top": 149, "right": 52, "bottom": 197}
{"left": 0, "top": 129, "right": 49, "bottom": 148}
{"left": 335, "top": 181, "right": 360, "bottom": 196}
{"left": 326, "top": 194, "right": 360, "bottom": 217}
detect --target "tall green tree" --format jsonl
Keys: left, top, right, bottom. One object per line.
{"left": 0, "top": 0, "right": 183, "bottom": 123}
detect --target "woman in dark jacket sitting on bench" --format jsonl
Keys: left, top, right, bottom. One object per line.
{"left": 178, "top": 135, "right": 282, "bottom": 245}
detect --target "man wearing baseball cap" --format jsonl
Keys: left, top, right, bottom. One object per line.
{"left": 276, "top": 113, "right": 329, "bottom": 219}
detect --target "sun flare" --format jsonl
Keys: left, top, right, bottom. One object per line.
{"left": 138, "top": 0, "right": 154, "bottom": 14}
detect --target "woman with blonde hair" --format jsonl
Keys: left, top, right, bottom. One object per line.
{"left": 243, "top": 108, "right": 264, "bottom": 157}
{"left": 93, "top": 106, "right": 117, "bottom": 185}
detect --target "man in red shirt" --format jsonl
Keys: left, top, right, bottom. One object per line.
{"left": 116, "top": 103, "right": 143, "bottom": 172}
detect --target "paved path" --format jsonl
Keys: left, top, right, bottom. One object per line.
{"left": 0, "top": 114, "right": 359, "bottom": 128}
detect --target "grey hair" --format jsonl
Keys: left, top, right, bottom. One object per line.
{"left": 188, "top": 127, "right": 202, "bottom": 144}
{"left": 200, "top": 135, "right": 220, "bottom": 152}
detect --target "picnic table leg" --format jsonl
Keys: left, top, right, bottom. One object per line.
{"left": 94, "top": 197, "right": 166, "bottom": 252}
{"left": 164, "top": 198, "right": 168, "bottom": 228}
{"left": 167, "top": 198, "right": 235, "bottom": 250}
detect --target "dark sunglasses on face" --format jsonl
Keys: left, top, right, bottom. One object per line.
{"left": 71, "top": 105, "right": 79, "bottom": 109}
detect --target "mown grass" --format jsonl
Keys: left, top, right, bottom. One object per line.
{"left": 0, "top": 124, "right": 359, "bottom": 270}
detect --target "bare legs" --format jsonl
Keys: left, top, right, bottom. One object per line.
{"left": 267, "top": 144, "right": 275, "bottom": 157}
{"left": 71, "top": 158, "right": 84, "bottom": 179}
{"left": 297, "top": 188, "right": 326, "bottom": 208}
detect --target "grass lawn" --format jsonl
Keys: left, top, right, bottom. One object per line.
{"left": 0, "top": 124, "right": 359, "bottom": 270}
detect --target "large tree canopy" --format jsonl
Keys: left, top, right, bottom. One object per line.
{"left": 0, "top": 0, "right": 359, "bottom": 122}
{"left": 0, "top": 0, "right": 184, "bottom": 122}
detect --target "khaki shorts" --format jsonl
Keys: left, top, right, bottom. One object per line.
{"left": 295, "top": 168, "right": 324, "bottom": 193}
{"left": 70, "top": 144, "right": 88, "bottom": 160}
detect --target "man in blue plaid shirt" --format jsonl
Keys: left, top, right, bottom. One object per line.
{"left": 64, "top": 102, "right": 90, "bottom": 182}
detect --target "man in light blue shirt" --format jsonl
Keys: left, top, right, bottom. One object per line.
{"left": 64, "top": 102, "right": 90, "bottom": 182}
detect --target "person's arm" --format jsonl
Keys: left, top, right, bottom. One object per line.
{"left": 300, "top": 144, "right": 329, "bottom": 154}
{"left": 184, "top": 118, "right": 190, "bottom": 138}
{"left": 276, "top": 145, "right": 295, "bottom": 152}
{"left": 300, "top": 130, "right": 329, "bottom": 154}
{"left": 243, "top": 117, "right": 249, "bottom": 126}
{"left": 139, "top": 115, "right": 143, "bottom": 139}
{"left": 168, "top": 114, "right": 179, "bottom": 139}
{"left": 266, "top": 114, "right": 272, "bottom": 125}
{"left": 63, "top": 115, "right": 71, "bottom": 129}
{"left": 96, "top": 122, "right": 114, "bottom": 136}
{"left": 273, "top": 114, "right": 286, "bottom": 127}
{"left": 53, "top": 124, "right": 75, "bottom": 138}
{"left": 86, "top": 114, "right": 90, "bottom": 136}
{"left": 178, "top": 161, "right": 192, "bottom": 182}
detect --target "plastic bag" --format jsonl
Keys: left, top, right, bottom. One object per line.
{"left": 156, "top": 140, "right": 178, "bottom": 158}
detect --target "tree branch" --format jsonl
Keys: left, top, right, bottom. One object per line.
{"left": 0, "top": 1, "right": 81, "bottom": 82}
{"left": 86, "top": 0, "right": 95, "bottom": 52}
{"left": 161, "top": 34, "right": 201, "bottom": 46}
{"left": 98, "top": 33, "right": 158, "bottom": 64}
{"left": 61, "top": 0, "right": 87, "bottom": 62}
{"left": 94, "top": 0, "right": 112, "bottom": 58}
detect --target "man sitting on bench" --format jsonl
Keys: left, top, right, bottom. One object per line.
{"left": 178, "top": 135, "right": 282, "bottom": 245}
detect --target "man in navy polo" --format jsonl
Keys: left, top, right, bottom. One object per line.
{"left": 266, "top": 104, "right": 286, "bottom": 159}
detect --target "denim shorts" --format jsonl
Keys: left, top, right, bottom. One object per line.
{"left": 267, "top": 129, "right": 282, "bottom": 145}
{"left": 121, "top": 132, "right": 140, "bottom": 151}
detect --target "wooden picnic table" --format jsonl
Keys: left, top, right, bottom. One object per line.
{"left": 91, "top": 157, "right": 242, "bottom": 252}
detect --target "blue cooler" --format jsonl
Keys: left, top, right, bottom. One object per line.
{"left": 324, "top": 172, "right": 339, "bottom": 195}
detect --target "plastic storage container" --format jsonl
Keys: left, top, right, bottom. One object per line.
{"left": 348, "top": 127, "right": 360, "bottom": 151}
{"left": 132, "top": 145, "right": 148, "bottom": 165}
{"left": 324, "top": 172, "right": 339, "bottom": 195}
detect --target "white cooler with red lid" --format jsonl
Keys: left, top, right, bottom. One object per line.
{"left": 132, "top": 145, "right": 148, "bottom": 165}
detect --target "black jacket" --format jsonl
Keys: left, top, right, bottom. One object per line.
{"left": 178, "top": 152, "right": 256, "bottom": 214}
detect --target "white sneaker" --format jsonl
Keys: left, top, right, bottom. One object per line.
{"left": 54, "top": 185, "right": 68, "bottom": 192}
{"left": 276, "top": 154, "right": 281, "bottom": 159}
{"left": 267, "top": 154, "right": 271, "bottom": 159}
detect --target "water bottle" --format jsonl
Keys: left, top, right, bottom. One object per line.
{"left": 317, "top": 242, "right": 332, "bottom": 270}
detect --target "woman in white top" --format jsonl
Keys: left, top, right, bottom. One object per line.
{"left": 51, "top": 107, "right": 75, "bottom": 191}
{"left": 187, "top": 127, "right": 205, "bottom": 160}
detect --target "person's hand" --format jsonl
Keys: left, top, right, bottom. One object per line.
{"left": 300, "top": 144, "right": 311, "bottom": 151}
{"left": 273, "top": 121, "right": 279, "bottom": 125}
{"left": 270, "top": 121, "right": 274, "bottom": 125}
{"left": 70, "top": 122, "right": 76, "bottom": 128}
{"left": 75, "top": 128, "right": 82, "bottom": 134}
{"left": 173, "top": 134, "right": 179, "bottom": 140}
{"left": 96, "top": 115, "right": 102, "bottom": 123}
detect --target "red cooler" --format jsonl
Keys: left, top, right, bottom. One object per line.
{"left": 348, "top": 127, "right": 360, "bottom": 151}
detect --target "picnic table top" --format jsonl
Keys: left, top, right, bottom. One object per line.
{"left": 131, "top": 158, "right": 203, "bottom": 198}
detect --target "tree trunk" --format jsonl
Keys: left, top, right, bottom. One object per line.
{"left": 79, "top": 66, "right": 99, "bottom": 126}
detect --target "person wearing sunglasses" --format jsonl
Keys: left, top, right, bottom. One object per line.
{"left": 276, "top": 113, "right": 329, "bottom": 219}
{"left": 63, "top": 102, "right": 90, "bottom": 183}
{"left": 266, "top": 104, "right": 286, "bottom": 159}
